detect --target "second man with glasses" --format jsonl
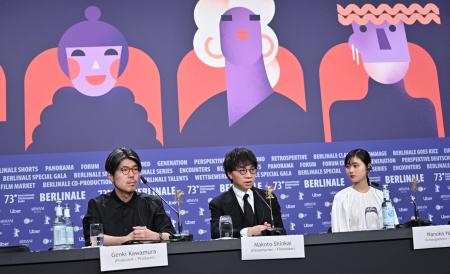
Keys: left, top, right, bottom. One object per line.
{"left": 82, "top": 147, "right": 175, "bottom": 246}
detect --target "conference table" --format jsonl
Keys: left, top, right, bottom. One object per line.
{"left": 1, "top": 228, "right": 449, "bottom": 274}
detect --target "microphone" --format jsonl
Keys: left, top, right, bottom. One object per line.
{"left": 370, "top": 182, "right": 431, "bottom": 227}
{"left": 251, "top": 187, "right": 284, "bottom": 236}
{"left": 140, "top": 175, "right": 193, "bottom": 241}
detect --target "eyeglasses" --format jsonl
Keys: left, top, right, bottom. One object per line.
{"left": 120, "top": 166, "right": 140, "bottom": 175}
{"left": 235, "top": 168, "right": 257, "bottom": 175}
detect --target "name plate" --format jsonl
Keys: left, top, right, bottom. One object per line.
{"left": 241, "top": 235, "right": 305, "bottom": 260}
{"left": 413, "top": 225, "right": 450, "bottom": 250}
{"left": 99, "top": 243, "right": 168, "bottom": 272}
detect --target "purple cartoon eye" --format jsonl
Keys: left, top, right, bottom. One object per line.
{"left": 249, "top": 14, "right": 260, "bottom": 21}
{"left": 359, "top": 25, "right": 367, "bottom": 32}
{"left": 389, "top": 25, "right": 396, "bottom": 32}
{"left": 221, "top": 14, "right": 232, "bottom": 21}
{"left": 104, "top": 48, "right": 118, "bottom": 56}
{"left": 71, "top": 49, "right": 85, "bottom": 56}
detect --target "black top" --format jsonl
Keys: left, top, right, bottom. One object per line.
{"left": 27, "top": 87, "right": 162, "bottom": 153}
{"left": 330, "top": 79, "right": 437, "bottom": 141}
{"left": 180, "top": 92, "right": 323, "bottom": 147}
{"left": 82, "top": 190, "right": 175, "bottom": 246}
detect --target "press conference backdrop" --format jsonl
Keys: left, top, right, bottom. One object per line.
{"left": 0, "top": 0, "right": 449, "bottom": 250}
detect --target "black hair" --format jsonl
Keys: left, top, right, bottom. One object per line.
{"left": 104, "top": 147, "right": 142, "bottom": 175}
{"left": 344, "top": 148, "right": 372, "bottom": 186}
{"left": 223, "top": 147, "right": 257, "bottom": 182}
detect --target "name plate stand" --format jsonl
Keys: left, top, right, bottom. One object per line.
{"left": 241, "top": 235, "right": 305, "bottom": 260}
{"left": 412, "top": 225, "right": 450, "bottom": 250}
{"left": 99, "top": 243, "right": 168, "bottom": 272}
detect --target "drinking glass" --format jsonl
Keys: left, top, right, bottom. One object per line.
{"left": 219, "top": 215, "right": 233, "bottom": 239}
{"left": 90, "top": 223, "right": 104, "bottom": 246}
{"left": 365, "top": 207, "right": 380, "bottom": 230}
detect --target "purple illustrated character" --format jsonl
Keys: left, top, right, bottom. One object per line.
{"left": 27, "top": 6, "right": 161, "bottom": 153}
{"left": 179, "top": 6, "right": 321, "bottom": 146}
{"left": 321, "top": 3, "right": 444, "bottom": 141}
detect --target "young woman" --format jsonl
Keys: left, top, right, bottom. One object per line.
{"left": 331, "top": 149, "right": 398, "bottom": 232}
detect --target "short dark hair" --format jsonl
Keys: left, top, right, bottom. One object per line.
{"left": 344, "top": 148, "right": 372, "bottom": 185}
{"left": 223, "top": 147, "right": 257, "bottom": 181}
{"left": 105, "top": 147, "right": 142, "bottom": 175}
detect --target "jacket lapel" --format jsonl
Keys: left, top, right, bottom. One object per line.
{"left": 252, "top": 188, "right": 266, "bottom": 224}
{"left": 224, "top": 187, "right": 244, "bottom": 229}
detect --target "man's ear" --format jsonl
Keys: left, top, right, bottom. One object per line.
{"left": 226, "top": 171, "right": 232, "bottom": 180}
{"left": 107, "top": 172, "right": 115, "bottom": 184}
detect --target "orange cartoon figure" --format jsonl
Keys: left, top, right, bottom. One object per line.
{"left": 320, "top": 3, "right": 444, "bottom": 142}
{"left": 0, "top": 65, "right": 5, "bottom": 122}
{"left": 25, "top": 6, "right": 163, "bottom": 152}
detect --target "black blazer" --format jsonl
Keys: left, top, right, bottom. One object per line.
{"left": 209, "top": 187, "right": 285, "bottom": 239}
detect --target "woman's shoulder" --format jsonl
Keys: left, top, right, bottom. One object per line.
{"left": 369, "top": 187, "right": 384, "bottom": 198}
{"left": 369, "top": 186, "right": 383, "bottom": 193}
{"left": 333, "top": 186, "right": 353, "bottom": 200}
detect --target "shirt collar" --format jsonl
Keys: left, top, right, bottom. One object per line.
{"left": 232, "top": 185, "right": 254, "bottom": 200}
{"left": 109, "top": 189, "right": 138, "bottom": 208}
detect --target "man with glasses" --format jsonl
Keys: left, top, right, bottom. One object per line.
{"left": 82, "top": 147, "right": 174, "bottom": 246}
{"left": 209, "top": 147, "right": 285, "bottom": 238}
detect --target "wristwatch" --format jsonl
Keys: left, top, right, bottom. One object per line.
{"left": 159, "top": 232, "right": 164, "bottom": 241}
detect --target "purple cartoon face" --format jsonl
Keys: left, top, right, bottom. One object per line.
{"left": 65, "top": 46, "right": 122, "bottom": 96}
{"left": 220, "top": 7, "right": 262, "bottom": 65}
{"left": 348, "top": 21, "right": 410, "bottom": 84}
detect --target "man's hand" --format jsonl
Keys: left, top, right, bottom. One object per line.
{"left": 132, "top": 226, "right": 159, "bottom": 240}
{"left": 247, "top": 222, "right": 271, "bottom": 236}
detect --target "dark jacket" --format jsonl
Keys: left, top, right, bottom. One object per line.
{"left": 209, "top": 187, "right": 285, "bottom": 239}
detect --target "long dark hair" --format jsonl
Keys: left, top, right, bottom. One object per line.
{"left": 344, "top": 149, "right": 372, "bottom": 186}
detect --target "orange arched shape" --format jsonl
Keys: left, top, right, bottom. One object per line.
{"left": 24, "top": 48, "right": 72, "bottom": 150}
{"left": 0, "top": 65, "right": 5, "bottom": 121}
{"left": 404, "top": 42, "right": 445, "bottom": 137}
{"left": 273, "top": 46, "right": 306, "bottom": 112}
{"left": 319, "top": 43, "right": 369, "bottom": 142}
{"left": 177, "top": 49, "right": 226, "bottom": 132}
{"left": 319, "top": 42, "right": 445, "bottom": 142}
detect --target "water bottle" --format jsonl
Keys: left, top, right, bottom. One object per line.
{"left": 382, "top": 185, "right": 395, "bottom": 229}
{"left": 53, "top": 201, "right": 66, "bottom": 250}
{"left": 63, "top": 204, "right": 74, "bottom": 249}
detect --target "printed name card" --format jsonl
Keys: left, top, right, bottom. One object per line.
{"left": 99, "top": 243, "right": 168, "bottom": 272}
{"left": 241, "top": 235, "right": 305, "bottom": 260}
{"left": 413, "top": 225, "right": 450, "bottom": 250}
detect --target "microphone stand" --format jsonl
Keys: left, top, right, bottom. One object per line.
{"left": 408, "top": 195, "right": 431, "bottom": 227}
{"left": 371, "top": 182, "right": 430, "bottom": 227}
{"left": 252, "top": 187, "right": 284, "bottom": 236}
{"left": 140, "top": 176, "right": 193, "bottom": 242}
